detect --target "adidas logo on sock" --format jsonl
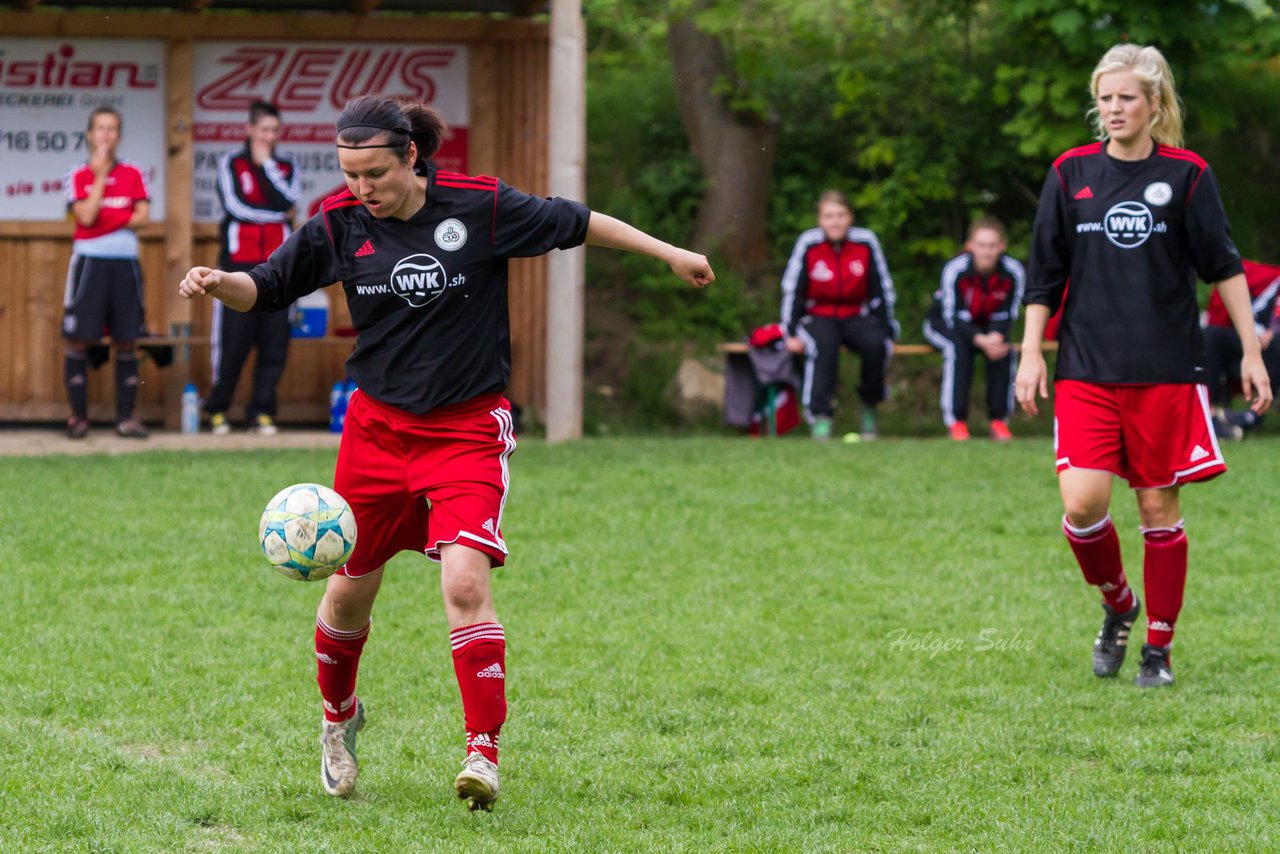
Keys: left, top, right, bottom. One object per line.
{"left": 355, "top": 240, "right": 375, "bottom": 257}
{"left": 1149, "top": 620, "right": 1173, "bottom": 632}
{"left": 316, "top": 652, "right": 337, "bottom": 665}
{"left": 1190, "top": 444, "right": 1210, "bottom": 462}
{"left": 477, "top": 663, "right": 505, "bottom": 679}
{"left": 469, "top": 731, "right": 498, "bottom": 749}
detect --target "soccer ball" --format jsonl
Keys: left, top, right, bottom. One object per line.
{"left": 259, "top": 483, "right": 357, "bottom": 581}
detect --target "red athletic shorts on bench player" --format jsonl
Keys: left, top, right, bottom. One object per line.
{"left": 334, "top": 390, "right": 517, "bottom": 577}
{"left": 1053, "top": 379, "right": 1225, "bottom": 489}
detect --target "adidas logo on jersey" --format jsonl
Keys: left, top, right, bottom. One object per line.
{"left": 1190, "top": 444, "right": 1210, "bottom": 462}
{"left": 1074, "top": 186, "right": 1094, "bottom": 200}
{"left": 355, "top": 240, "right": 375, "bottom": 257}
{"left": 477, "top": 663, "right": 505, "bottom": 679}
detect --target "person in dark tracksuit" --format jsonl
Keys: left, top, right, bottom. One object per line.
{"left": 1201, "top": 259, "right": 1280, "bottom": 438}
{"left": 923, "top": 217, "right": 1025, "bottom": 441}
{"left": 781, "top": 190, "right": 897, "bottom": 440}
{"left": 205, "top": 100, "right": 300, "bottom": 435}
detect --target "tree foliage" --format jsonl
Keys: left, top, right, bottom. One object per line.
{"left": 582, "top": 0, "right": 1280, "bottom": 358}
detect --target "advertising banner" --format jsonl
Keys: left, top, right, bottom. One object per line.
{"left": 0, "top": 39, "right": 167, "bottom": 220}
{"left": 193, "top": 42, "right": 469, "bottom": 221}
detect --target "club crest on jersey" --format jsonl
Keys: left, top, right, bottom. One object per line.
{"left": 1103, "top": 201, "right": 1155, "bottom": 249}
{"left": 434, "top": 218, "right": 468, "bottom": 251}
{"left": 389, "top": 253, "right": 453, "bottom": 308}
{"left": 1143, "top": 181, "right": 1173, "bottom": 206}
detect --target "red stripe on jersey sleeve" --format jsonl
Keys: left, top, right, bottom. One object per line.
{"left": 320, "top": 192, "right": 361, "bottom": 242}
{"left": 1051, "top": 142, "right": 1102, "bottom": 190}
{"left": 437, "top": 170, "right": 498, "bottom": 188}
{"left": 1155, "top": 144, "right": 1208, "bottom": 170}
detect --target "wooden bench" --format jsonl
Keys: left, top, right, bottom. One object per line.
{"left": 716, "top": 341, "right": 1056, "bottom": 356}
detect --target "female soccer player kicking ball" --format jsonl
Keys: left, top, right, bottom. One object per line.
{"left": 181, "top": 96, "right": 713, "bottom": 809}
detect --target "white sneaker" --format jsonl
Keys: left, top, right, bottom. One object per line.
{"left": 454, "top": 751, "right": 500, "bottom": 811}
{"left": 320, "top": 700, "right": 365, "bottom": 797}
{"left": 251, "top": 414, "right": 279, "bottom": 436}
{"left": 209, "top": 413, "right": 231, "bottom": 436}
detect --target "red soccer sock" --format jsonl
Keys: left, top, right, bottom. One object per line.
{"left": 1143, "top": 521, "right": 1187, "bottom": 650}
{"left": 316, "top": 617, "right": 370, "bottom": 723}
{"left": 1063, "top": 515, "right": 1135, "bottom": 612}
{"left": 451, "top": 622, "right": 506, "bottom": 764}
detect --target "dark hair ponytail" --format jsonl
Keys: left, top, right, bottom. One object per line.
{"left": 335, "top": 96, "right": 447, "bottom": 169}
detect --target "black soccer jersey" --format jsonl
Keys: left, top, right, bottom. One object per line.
{"left": 1026, "top": 142, "right": 1243, "bottom": 384}
{"left": 248, "top": 165, "right": 590, "bottom": 414}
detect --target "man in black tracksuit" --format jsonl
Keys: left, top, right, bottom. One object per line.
{"left": 922, "top": 217, "right": 1025, "bottom": 440}
{"left": 205, "top": 100, "right": 300, "bottom": 435}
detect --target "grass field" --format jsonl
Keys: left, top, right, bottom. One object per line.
{"left": 3, "top": 435, "right": 1277, "bottom": 851}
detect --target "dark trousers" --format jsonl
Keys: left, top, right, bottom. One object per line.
{"left": 922, "top": 318, "right": 1015, "bottom": 425}
{"left": 205, "top": 298, "right": 292, "bottom": 421}
{"left": 798, "top": 314, "right": 889, "bottom": 417}
{"left": 1202, "top": 324, "right": 1280, "bottom": 406}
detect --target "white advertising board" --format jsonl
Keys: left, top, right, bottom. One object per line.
{"left": 0, "top": 39, "right": 167, "bottom": 220}
{"left": 193, "top": 42, "right": 469, "bottom": 221}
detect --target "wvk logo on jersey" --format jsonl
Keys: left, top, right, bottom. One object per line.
{"left": 1076, "top": 200, "right": 1167, "bottom": 249}
{"left": 386, "top": 253, "right": 467, "bottom": 308}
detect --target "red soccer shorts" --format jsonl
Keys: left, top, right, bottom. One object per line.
{"left": 1053, "top": 379, "right": 1226, "bottom": 489}
{"left": 333, "top": 390, "right": 517, "bottom": 577}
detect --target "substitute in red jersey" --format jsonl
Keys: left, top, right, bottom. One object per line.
{"left": 205, "top": 101, "right": 301, "bottom": 437}
{"left": 781, "top": 190, "right": 897, "bottom": 440}
{"left": 1202, "top": 259, "right": 1280, "bottom": 436}
{"left": 922, "top": 216, "right": 1024, "bottom": 441}
{"left": 179, "top": 96, "right": 713, "bottom": 810}
{"left": 62, "top": 107, "right": 151, "bottom": 440}
{"left": 1017, "top": 44, "right": 1272, "bottom": 688}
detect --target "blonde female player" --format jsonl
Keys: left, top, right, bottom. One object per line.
{"left": 1017, "top": 44, "right": 1271, "bottom": 688}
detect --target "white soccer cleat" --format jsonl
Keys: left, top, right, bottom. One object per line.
{"left": 320, "top": 699, "right": 365, "bottom": 797}
{"left": 454, "top": 751, "right": 500, "bottom": 811}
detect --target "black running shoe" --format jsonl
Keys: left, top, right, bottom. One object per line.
{"left": 1093, "top": 597, "right": 1141, "bottom": 677}
{"left": 115, "top": 419, "right": 150, "bottom": 439}
{"left": 66, "top": 417, "right": 89, "bottom": 440}
{"left": 1134, "top": 643, "right": 1174, "bottom": 688}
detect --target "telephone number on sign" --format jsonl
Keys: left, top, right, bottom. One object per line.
{"left": 0, "top": 130, "right": 88, "bottom": 153}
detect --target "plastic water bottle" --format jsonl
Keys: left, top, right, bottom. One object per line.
{"left": 181, "top": 383, "right": 200, "bottom": 435}
{"left": 329, "top": 381, "right": 347, "bottom": 433}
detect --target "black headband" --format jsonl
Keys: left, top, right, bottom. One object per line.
{"left": 335, "top": 123, "right": 411, "bottom": 149}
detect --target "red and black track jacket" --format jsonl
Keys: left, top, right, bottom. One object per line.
{"left": 1204, "top": 259, "right": 1280, "bottom": 332}
{"left": 217, "top": 142, "right": 301, "bottom": 266}
{"left": 247, "top": 164, "right": 590, "bottom": 414}
{"left": 928, "top": 251, "right": 1026, "bottom": 341}
{"left": 780, "top": 227, "right": 898, "bottom": 339}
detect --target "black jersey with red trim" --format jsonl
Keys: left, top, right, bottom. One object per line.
{"left": 1027, "top": 141, "right": 1242, "bottom": 383}
{"left": 247, "top": 165, "right": 590, "bottom": 414}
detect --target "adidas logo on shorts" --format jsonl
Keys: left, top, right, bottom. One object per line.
{"left": 1190, "top": 445, "right": 1210, "bottom": 462}
{"left": 477, "top": 663, "right": 505, "bottom": 679}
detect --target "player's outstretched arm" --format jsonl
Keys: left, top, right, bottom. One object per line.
{"left": 1015, "top": 304, "right": 1052, "bottom": 416}
{"left": 178, "top": 267, "right": 259, "bottom": 312}
{"left": 585, "top": 212, "right": 714, "bottom": 288}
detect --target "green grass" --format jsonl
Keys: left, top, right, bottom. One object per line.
{"left": 2, "top": 436, "right": 1277, "bottom": 851}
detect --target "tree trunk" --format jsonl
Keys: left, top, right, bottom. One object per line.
{"left": 667, "top": 8, "right": 777, "bottom": 271}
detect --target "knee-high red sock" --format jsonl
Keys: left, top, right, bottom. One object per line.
{"left": 451, "top": 622, "right": 506, "bottom": 764}
{"left": 1064, "top": 515, "right": 1135, "bottom": 612}
{"left": 1143, "top": 521, "right": 1187, "bottom": 649}
{"left": 316, "top": 617, "right": 370, "bottom": 723}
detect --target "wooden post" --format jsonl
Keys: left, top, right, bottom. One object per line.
{"left": 164, "top": 37, "right": 195, "bottom": 430}
{"left": 544, "top": 0, "right": 585, "bottom": 442}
